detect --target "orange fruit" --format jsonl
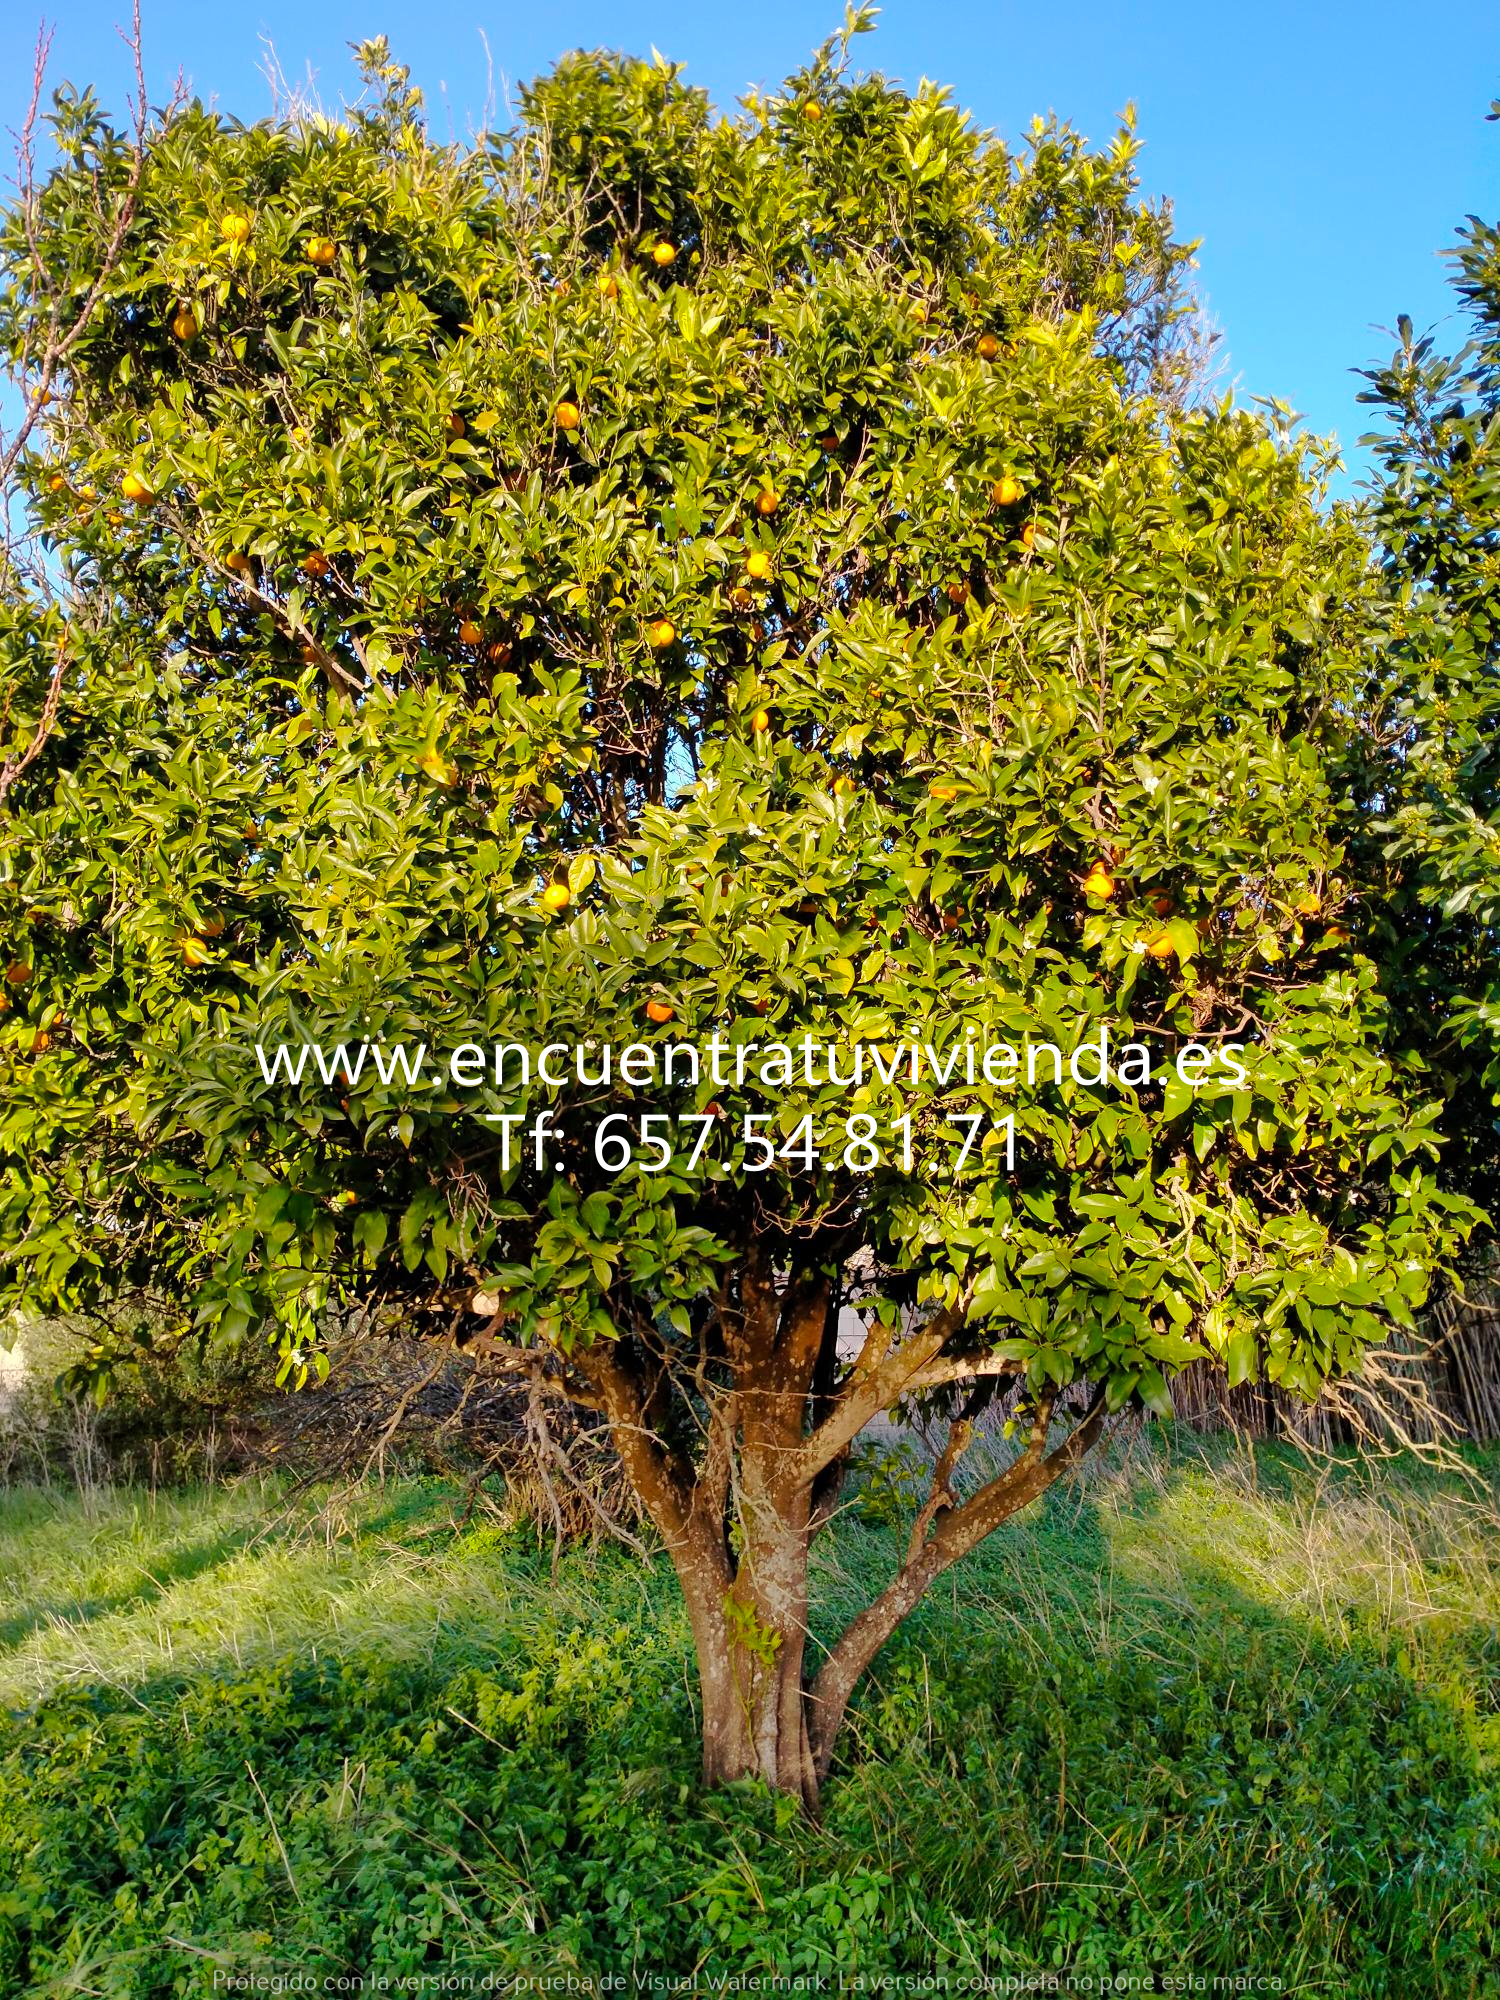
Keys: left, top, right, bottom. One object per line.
{"left": 729, "top": 586, "right": 754, "bottom": 611}
{"left": 4, "top": 962, "right": 31, "bottom": 986}
{"left": 803, "top": 101, "right": 823, "bottom": 121}
{"left": 754, "top": 488, "right": 780, "bottom": 518}
{"left": 47, "top": 472, "right": 69, "bottom": 494}
{"left": 458, "top": 620, "right": 484, "bottom": 646}
{"left": 976, "top": 333, "right": 1000, "bottom": 360}
{"left": 487, "top": 640, "right": 513, "bottom": 666}
{"left": 541, "top": 882, "right": 571, "bottom": 912}
{"left": 1021, "top": 522, "right": 1036, "bottom": 550}
{"left": 832, "top": 775, "right": 857, "bottom": 798}
{"left": 651, "top": 241, "right": 677, "bottom": 266}
{"left": 121, "top": 472, "right": 154, "bottom": 506}
{"left": 305, "top": 235, "right": 337, "bottom": 266}
{"left": 645, "top": 1000, "right": 675, "bottom": 1024}
{"left": 745, "top": 550, "right": 772, "bottom": 581}
{"left": 30, "top": 1030, "right": 51, "bottom": 1054}
{"left": 1083, "top": 863, "right": 1116, "bottom": 900}
{"left": 171, "top": 307, "right": 199, "bottom": 342}
{"left": 340, "top": 1189, "right": 359, "bottom": 1208}
{"left": 1145, "top": 933, "right": 1176, "bottom": 960}
{"left": 751, "top": 707, "right": 771, "bottom": 733}
{"left": 301, "top": 550, "right": 331, "bottom": 578}
{"left": 929, "top": 782, "right": 959, "bottom": 802}
{"left": 554, "top": 400, "right": 581, "bottom": 431}
{"left": 179, "top": 935, "right": 211, "bottom": 968}
{"left": 946, "top": 580, "right": 970, "bottom": 606}
{"left": 195, "top": 913, "right": 226, "bottom": 938}
{"left": 220, "top": 212, "right": 252, "bottom": 244}
{"left": 990, "top": 475, "right": 1021, "bottom": 507}
{"left": 1152, "top": 894, "right": 1175, "bottom": 918}
{"left": 597, "top": 271, "right": 620, "bottom": 300}
{"left": 445, "top": 411, "right": 466, "bottom": 439}
{"left": 224, "top": 550, "right": 254, "bottom": 576}
{"left": 648, "top": 618, "right": 676, "bottom": 649}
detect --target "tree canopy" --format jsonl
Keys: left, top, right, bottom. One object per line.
{"left": 1357, "top": 103, "right": 1500, "bottom": 1208}
{"left": 0, "top": 17, "right": 1486, "bottom": 1799}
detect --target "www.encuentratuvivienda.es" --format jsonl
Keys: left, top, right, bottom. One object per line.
{"left": 252, "top": 1027, "right": 1249, "bottom": 1097}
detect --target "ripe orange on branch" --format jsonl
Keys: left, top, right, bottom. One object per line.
{"left": 540, "top": 882, "right": 571, "bottom": 912}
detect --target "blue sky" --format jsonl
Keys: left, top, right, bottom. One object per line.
{"left": 3, "top": 0, "right": 1497, "bottom": 492}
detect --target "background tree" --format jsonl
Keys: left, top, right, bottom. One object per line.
{"left": 0, "top": 16, "right": 1480, "bottom": 1806}
{"left": 1348, "top": 99, "right": 1500, "bottom": 1434}
{"left": 1357, "top": 101, "right": 1500, "bottom": 1194}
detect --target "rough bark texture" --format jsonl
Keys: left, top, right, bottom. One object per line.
{"left": 570, "top": 1250, "right": 1111, "bottom": 1811}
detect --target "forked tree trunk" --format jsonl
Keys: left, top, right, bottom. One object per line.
{"left": 574, "top": 1270, "right": 1109, "bottom": 1814}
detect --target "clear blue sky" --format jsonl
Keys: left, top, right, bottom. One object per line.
{"left": 4, "top": 0, "right": 1497, "bottom": 493}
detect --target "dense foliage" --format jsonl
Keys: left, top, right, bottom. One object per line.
{"left": 0, "top": 20, "right": 1488, "bottom": 1794}
{"left": 1358, "top": 100, "right": 1500, "bottom": 1206}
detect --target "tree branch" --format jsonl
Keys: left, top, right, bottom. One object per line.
{"left": 794, "top": 1298, "right": 969, "bottom": 1481}
{"left": 806, "top": 1386, "right": 1109, "bottom": 1783}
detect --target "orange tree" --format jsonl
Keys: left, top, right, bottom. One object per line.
{"left": 0, "top": 19, "right": 1480, "bottom": 1805}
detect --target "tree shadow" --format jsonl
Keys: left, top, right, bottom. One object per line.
{"left": 815, "top": 1433, "right": 1500, "bottom": 1987}
{"left": 0, "top": 1519, "right": 258, "bottom": 1651}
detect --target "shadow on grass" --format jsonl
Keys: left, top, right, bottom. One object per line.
{"left": 0, "top": 1519, "right": 259, "bottom": 1650}
{"left": 0, "top": 1441, "right": 1495, "bottom": 1995}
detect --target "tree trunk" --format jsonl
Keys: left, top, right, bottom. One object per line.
{"left": 671, "top": 1505, "right": 819, "bottom": 1809}
{"left": 576, "top": 1287, "right": 1108, "bottom": 1816}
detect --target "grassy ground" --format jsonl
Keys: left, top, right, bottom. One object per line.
{"left": 1, "top": 1436, "right": 1497, "bottom": 1997}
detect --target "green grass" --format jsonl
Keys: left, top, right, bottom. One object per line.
{"left": 1, "top": 1436, "right": 1497, "bottom": 1996}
